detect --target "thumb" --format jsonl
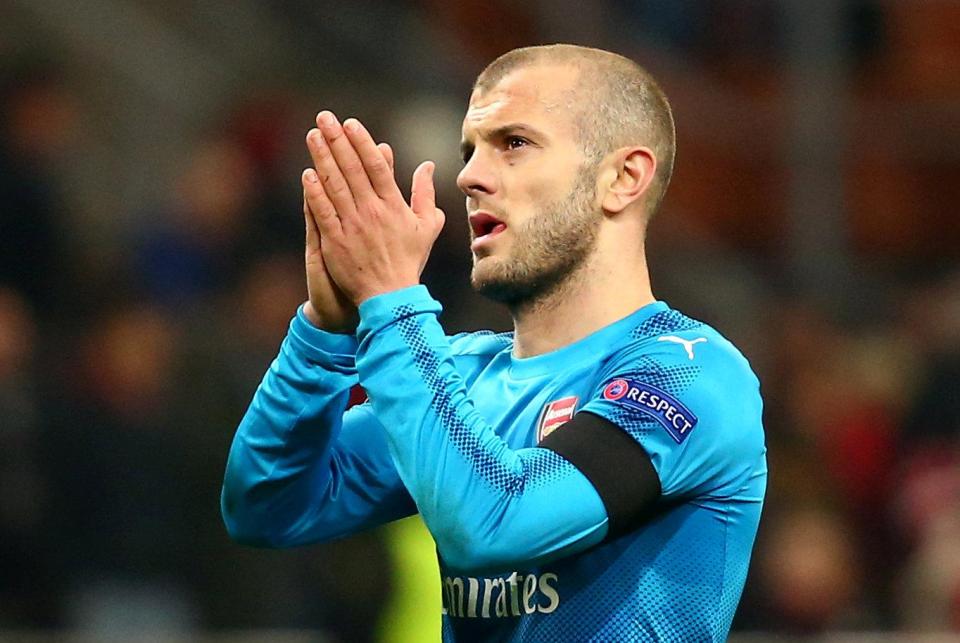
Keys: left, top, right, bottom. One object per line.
{"left": 410, "top": 161, "right": 436, "bottom": 218}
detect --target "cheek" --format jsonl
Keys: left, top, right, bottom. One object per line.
{"left": 504, "top": 174, "right": 563, "bottom": 221}
{"left": 517, "top": 170, "right": 559, "bottom": 199}
{"left": 523, "top": 159, "right": 580, "bottom": 201}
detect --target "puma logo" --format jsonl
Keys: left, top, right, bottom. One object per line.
{"left": 657, "top": 336, "right": 707, "bottom": 360}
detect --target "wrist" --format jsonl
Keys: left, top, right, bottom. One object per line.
{"left": 352, "top": 280, "right": 421, "bottom": 307}
{"left": 303, "top": 300, "right": 358, "bottom": 334}
{"left": 303, "top": 301, "right": 324, "bottom": 327}
{"left": 290, "top": 305, "right": 359, "bottom": 370}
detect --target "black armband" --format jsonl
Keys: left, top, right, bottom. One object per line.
{"left": 540, "top": 411, "right": 662, "bottom": 539}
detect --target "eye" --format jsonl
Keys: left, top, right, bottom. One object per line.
{"left": 461, "top": 145, "right": 474, "bottom": 164}
{"left": 506, "top": 136, "right": 528, "bottom": 151}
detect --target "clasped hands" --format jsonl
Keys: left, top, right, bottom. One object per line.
{"left": 302, "top": 111, "right": 445, "bottom": 332}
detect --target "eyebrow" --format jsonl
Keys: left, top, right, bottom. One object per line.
{"left": 460, "top": 122, "right": 547, "bottom": 159}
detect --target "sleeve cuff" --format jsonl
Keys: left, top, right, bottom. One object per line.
{"left": 357, "top": 284, "right": 443, "bottom": 342}
{"left": 286, "top": 304, "right": 359, "bottom": 371}
{"left": 357, "top": 285, "right": 442, "bottom": 342}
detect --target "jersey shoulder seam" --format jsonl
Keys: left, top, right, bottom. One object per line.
{"left": 630, "top": 308, "right": 707, "bottom": 341}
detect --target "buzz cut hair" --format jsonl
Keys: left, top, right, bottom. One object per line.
{"left": 474, "top": 44, "right": 677, "bottom": 218}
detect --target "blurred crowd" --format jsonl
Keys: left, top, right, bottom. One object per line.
{"left": 1, "top": 1, "right": 958, "bottom": 640}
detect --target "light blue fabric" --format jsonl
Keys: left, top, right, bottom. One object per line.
{"left": 222, "top": 285, "right": 767, "bottom": 641}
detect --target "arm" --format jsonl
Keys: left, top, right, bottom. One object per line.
{"left": 221, "top": 306, "right": 415, "bottom": 547}
{"left": 221, "top": 120, "right": 414, "bottom": 547}
{"left": 355, "top": 287, "right": 611, "bottom": 573}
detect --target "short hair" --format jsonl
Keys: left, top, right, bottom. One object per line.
{"left": 474, "top": 44, "right": 676, "bottom": 218}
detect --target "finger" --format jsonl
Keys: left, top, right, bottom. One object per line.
{"left": 378, "top": 142, "right": 394, "bottom": 172}
{"left": 343, "top": 119, "right": 403, "bottom": 201}
{"left": 302, "top": 166, "right": 342, "bottom": 237}
{"left": 316, "top": 111, "right": 377, "bottom": 204}
{"left": 306, "top": 128, "right": 357, "bottom": 224}
{"left": 410, "top": 161, "right": 436, "bottom": 218}
{"left": 303, "top": 196, "right": 320, "bottom": 251}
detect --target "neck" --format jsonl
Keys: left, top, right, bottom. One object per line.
{"left": 510, "top": 249, "right": 655, "bottom": 358}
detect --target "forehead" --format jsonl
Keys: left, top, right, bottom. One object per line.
{"left": 462, "top": 64, "right": 580, "bottom": 136}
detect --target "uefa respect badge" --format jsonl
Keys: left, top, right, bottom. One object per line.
{"left": 602, "top": 378, "right": 698, "bottom": 444}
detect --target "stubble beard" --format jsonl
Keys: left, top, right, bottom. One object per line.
{"left": 470, "top": 169, "right": 602, "bottom": 312}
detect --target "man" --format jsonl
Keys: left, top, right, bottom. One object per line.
{"left": 222, "top": 44, "right": 766, "bottom": 641}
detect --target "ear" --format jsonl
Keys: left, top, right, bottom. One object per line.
{"left": 599, "top": 146, "right": 657, "bottom": 215}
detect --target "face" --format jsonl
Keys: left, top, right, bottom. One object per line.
{"left": 457, "top": 64, "right": 603, "bottom": 307}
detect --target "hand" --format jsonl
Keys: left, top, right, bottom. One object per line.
{"left": 301, "top": 140, "right": 397, "bottom": 332}
{"left": 304, "top": 111, "right": 445, "bottom": 306}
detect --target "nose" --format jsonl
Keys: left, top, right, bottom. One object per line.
{"left": 456, "top": 150, "right": 497, "bottom": 198}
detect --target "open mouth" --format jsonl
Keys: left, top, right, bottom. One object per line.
{"left": 469, "top": 211, "right": 507, "bottom": 242}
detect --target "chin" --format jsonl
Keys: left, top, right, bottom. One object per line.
{"left": 470, "top": 253, "right": 499, "bottom": 281}
{"left": 473, "top": 279, "right": 524, "bottom": 306}
{"left": 470, "top": 253, "right": 507, "bottom": 283}
{"left": 471, "top": 263, "right": 541, "bottom": 307}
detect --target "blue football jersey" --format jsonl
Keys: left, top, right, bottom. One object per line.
{"left": 222, "top": 286, "right": 767, "bottom": 641}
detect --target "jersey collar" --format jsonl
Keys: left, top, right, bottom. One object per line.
{"left": 507, "top": 301, "right": 670, "bottom": 379}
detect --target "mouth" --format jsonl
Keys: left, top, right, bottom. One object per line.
{"left": 469, "top": 211, "right": 507, "bottom": 250}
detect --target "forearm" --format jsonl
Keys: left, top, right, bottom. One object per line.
{"left": 221, "top": 305, "right": 357, "bottom": 546}
{"left": 356, "top": 287, "right": 608, "bottom": 573}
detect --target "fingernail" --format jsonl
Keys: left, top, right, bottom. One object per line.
{"left": 319, "top": 111, "right": 335, "bottom": 126}
{"left": 308, "top": 130, "right": 324, "bottom": 147}
{"left": 343, "top": 119, "right": 359, "bottom": 133}
{"left": 305, "top": 168, "right": 318, "bottom": 182}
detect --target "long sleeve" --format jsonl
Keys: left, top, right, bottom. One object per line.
{"left": 355, "top": 286, "right": 609, "bottom": 574}
{"left": 221, "top": 306, "right": 415, "bottom": 548}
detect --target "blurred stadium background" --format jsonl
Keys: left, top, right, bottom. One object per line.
{"left": 1, "top": 0, "right": 959, "bottom": 641}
